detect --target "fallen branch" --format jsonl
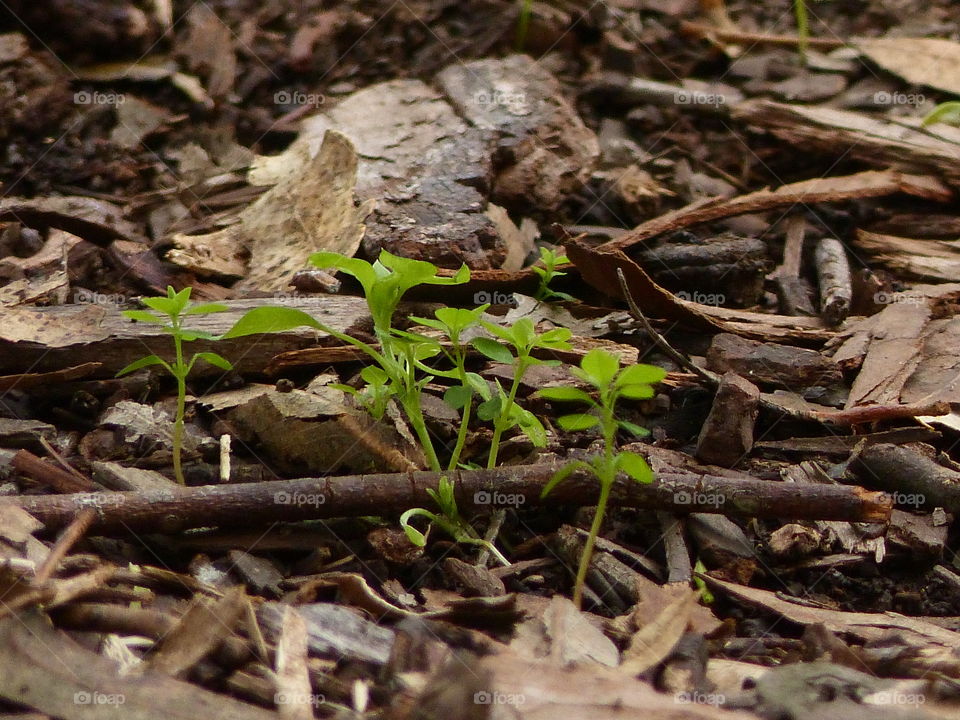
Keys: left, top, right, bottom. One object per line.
{"left": 5, "top": 463, "right": 892, "bottom": 534}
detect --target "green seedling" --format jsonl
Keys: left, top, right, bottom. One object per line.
{"left": 536, "top": 348, "right": 666, "bottom": 608}
{"left": 532, "top": 246, "right": 574, "bottom": 302}
{"left": 922, "top": 101, "right": 960, "bottom": 127}
{"left": 399, "top": 476, "right": 510, "bottom": 565}
{"left": 516, "top": 0, "right": 533, "bottom": 51}
{"left": 406, "top": 305, "right": 490, "bottom": 471}
{"left": 117, "top": 286, "right": 231, "bottom": 485}
{"left": 222, "top": 250, "right": 470, "bottom": 473}
{"left": 473, "top": 317, "right": 573, "bottom": 468}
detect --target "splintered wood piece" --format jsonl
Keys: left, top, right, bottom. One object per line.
{"left": 814, "top": 237, "right": 852, "bottom": 326}
{"left": 0, "top": 610, "right": 278, "bottom": 720}
{"left": 730, "top": 101, "right": 960, "bottom": 190}
{"left": 850, "top": 443, "right": 960, "bottom": 513}
{"left": 700, "top": 574, "right": 960, "bottom": 649}
{"left": 5, "top": 460, "right": 892, "bottom": 535}
{"left": 147, "top": 587, "right": 249, "bottom": 678}
{"left": 695, "top": 372, "right": 759, "bottom": 467}
{"left": 597, "top": 170, "right": 952, "bottom": 254}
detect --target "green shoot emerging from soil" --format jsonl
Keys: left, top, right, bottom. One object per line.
{"left": 533, "top": 246, "right": 574, "bottom": 302}
{"left": 537, "top": 348, "right": 666, "bottom": 608}
{"left": 922, "top": 101, "right": 960, "bottom": 127}
{"left": 473, "top": 318, "right": 573, "bottom": 468}
{"left": 222, "top": 250, "right": 470, "bottom": 473}
{"left": 117, "top": 286, "right": 231, "bottom": 485}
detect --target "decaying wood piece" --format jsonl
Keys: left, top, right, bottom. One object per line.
{"left": 705, "top": 333, "right": 842, "bottom": 388}
{"left": 569, "top": 240, "right": 831, "bottom": 344}
{"left": 596, "top": 170, "right": 952, "bottom": 254}
{"left": 695, "top": 372, "right": 759, "bottom": 467}
{"left": 771, "top": 215, "right": 816, "bottom": 316}
{"left": 813, "top": 237, "right": 852, "bottom": 326}
{"left": 12, "top": 449, "right": 96, "bottom": 493}
{"left": 0, "top": 610, "right": 279, "bottom": 720}
{"left": 437, "top": 54, "right": 600, "bottom": 214}
{"left": 5, "top": 460, "right": 892, "bottom": 534}
{"left": 0, "top": 295, "right": 368, "bottom": 376}
{"left": 731, "top": 100, "right": 960, "bottom": 189}
{"left": 700, "top": 574, "right": 960, "bottom": 651}
{"left": 850, "top": 443, "right": 960, "bottom": 513}
{"left": 853, "top": 228, "right": 960, "bottom": 282}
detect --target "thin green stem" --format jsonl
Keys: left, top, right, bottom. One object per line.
{"left": 487, "top": 356, "right": 528, "bottom": 469}
{"left": 447, "top": 349, "right": 471, "bottom": 471}
{"left": 171, "top": 324, "right": 186, "bottom": 485}
{"left": 573, "top": 476, "right": 611, "bottom": 609}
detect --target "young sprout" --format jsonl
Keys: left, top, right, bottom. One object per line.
{"left": 117, "top": 286, "right": 231, "bottom": 485}
{"left": 536, "top": 348, "right": 666, "bottom": 608}
{"left": 222, "top": 250, "right": 470, "bottom": 473}
{"left": 532, "top": 246, "right": 574, "bottom": 302}
{"left": 472, "top": 317, "right": 573, "bottom": 468}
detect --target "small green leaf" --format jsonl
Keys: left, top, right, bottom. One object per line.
{"left": 922, "top": 101, "right": 960, "bottom": 127}
{"left": 141, "top": 296, "right": 177, "bottom": 315}
{"left": 476, "top": 396, "right": 501, "bottom": 421}
{"left": 557, "top": 413, "right": 599, "bottom": 431}
{"left": 360, "top": 365, "right": 389, "bottom": 385}
{"left": 617, "top": 451, "right": 653, "bottom": 483}
{"left": 581, "top": 349, "right": 620, "bottom": 387}
{"left": 192, "top": 351, "right": 232, "bottom": 371}
{"left": 116, "top": 354, "right": 169, "bottom": 376}
{"left": 616, "top": 363, "right": 667, "bottom": 387}
{"left": 541, "top": 459, "right": 591, "bottom": 498}
{"left": 517, "top": 409, "right": 547, "bottom": 447}
{"left": 221, "top": 306, "right": 324, "bottom": 338}
{"left": 465, "top": 372, "right": 490, "bottom": 399}
{"left": 617, "top": 420, "right": 650, "bottom": 437}
{"left": 471, "top": 336, "right": 514, "bottom": 364}
{"left": 122, "top": 310, "right": 167, "bottom": 325}
{"left": 444, "top": 384, "right": 472, "bottom": 410}
{"left": 184, "top": 302, "right": 229, "bottom": 315}
{"left": 178, "top": 329, "right": 218, "bottom": 342}
{"left": 536, "top": 327, "right": 573, "bottom": 347}
{"left": 537, "top": 386, "right": 594, "bottom": 404}
{"left": 617, "top": 384, "right": 655, "bottom": 400}
{"left": 399, "top": 510, "right": 429, "bottom": 547}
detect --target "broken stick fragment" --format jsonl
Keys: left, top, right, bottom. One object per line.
{"left": 814, "top": 236, "right": 852, "bottom": 325}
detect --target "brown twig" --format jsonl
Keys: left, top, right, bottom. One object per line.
{"left": 34, "top": 508, "right": 97, "bottom": 584}
{"left": 5, "top": 463, "right": 892, "bottom": 535}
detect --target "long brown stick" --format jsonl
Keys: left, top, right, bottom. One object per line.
{"left": 5, "top": 463, "right": 891, "bottom": 534}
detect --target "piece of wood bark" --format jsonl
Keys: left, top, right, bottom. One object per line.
{"left": 4, "top": 460, "right": 892, "bottom": 534}
{"left": 596, "top": 170, "right": 952, "bottom": 254}
{"left": 0, "top": 295, "right": 368, "bottom": 376}
{"left": 0, "top": 609, "right": 279, "bottom": 720}
{"left": 695, "top": 372, "right": 759, "bottom": 466}
{"left": 850, "top": 443, "right": 960, "bottom": 513}
{"left": 814, "top": 236, "right": 852, "bottom": 326}
{"left": 730, "top": 100, "right": 960, "bottom": 189}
